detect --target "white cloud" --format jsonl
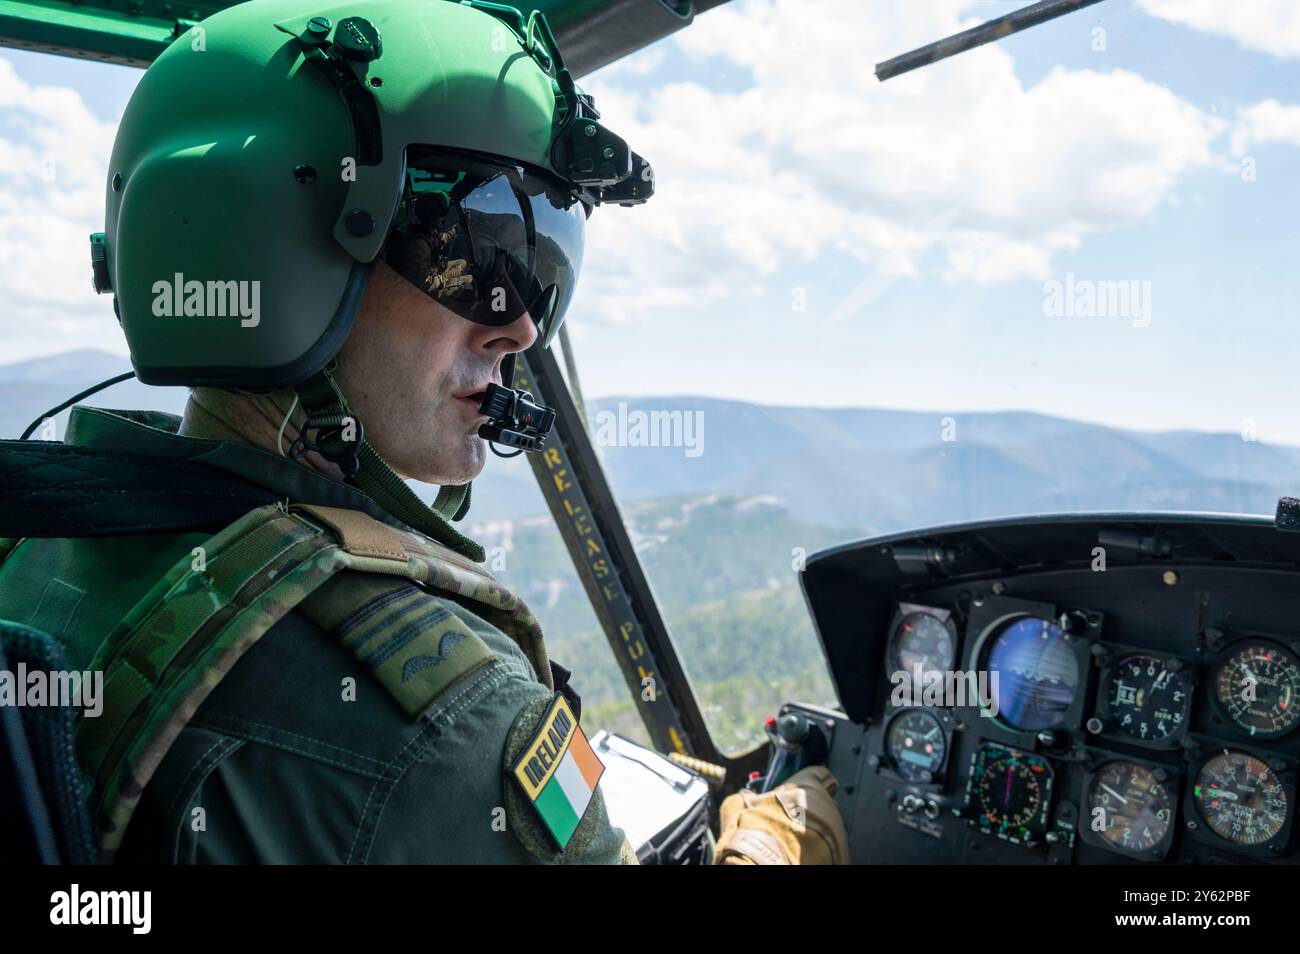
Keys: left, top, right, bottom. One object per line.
{"left": 0, "top": 55, "right": 123, "bottom": 359}
{"left": 1230, "top": 98, "right": 1300, "bottom": 155}
{"left": 588, "top": 45, "right": 668, "bottom": 79}
{"left": 0, "top": 2, "right": 1243, "bottom": 355}
{"left": 1138, "top": 0, "right": 1300, "bottom": 59}
{"left": 575, "top": 0, "right": 1226, "bottom": 324}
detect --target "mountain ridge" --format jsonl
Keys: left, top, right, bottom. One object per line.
{"left": 1, "top": 349, "right": 1292, "bottom": 529}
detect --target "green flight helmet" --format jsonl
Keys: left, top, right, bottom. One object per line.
{"left": 92, "top": 0, "right": 653, "bottom": 387}
{"left": 88, "top": 0, "right": 652, "bottom": 558}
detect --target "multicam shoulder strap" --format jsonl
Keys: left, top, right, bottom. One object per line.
{"left": 79, "top": 502, "right": 551, "bottom": 861}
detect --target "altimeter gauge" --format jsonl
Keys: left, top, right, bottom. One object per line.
{"left": 1104, "top": 654, "right": 1192, "bottom": 743}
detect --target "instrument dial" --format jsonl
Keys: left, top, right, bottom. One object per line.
{"left": 888, "top": 610, "right": 957, "bottom": 690}
{"left": 1193, "top": 750, "right": 1288, "bottom": 846}
{"left": 967, "top": 744, "right": 1053, "bottom": 844}
{"left": 1213, "top": 642, "right": 1300, "bottom": 739}
{"left": 885, "top": 708, "right": 946, "bottom": 783}
{"left": 984, "top": 616, "right": 1080, "bottom": 730}
{"left": 1087, "top": 761, "right": 1174, "bottom": 855}
{"left": 1105, "top": 654, "right": 1192, "bottom": 742}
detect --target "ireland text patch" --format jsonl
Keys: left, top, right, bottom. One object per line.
{"left": 510, "top": 693, "right": 604, "bottom": 850}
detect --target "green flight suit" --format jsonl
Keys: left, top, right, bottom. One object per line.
{"left": 0, "top": 406, "right": 631, "bottom": 864}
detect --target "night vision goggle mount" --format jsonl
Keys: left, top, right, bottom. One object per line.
{"left": 468, "top": 1, "right": 655, "bottom": 208}
{"left": 550, "top": 89, "right": 654, "bottom": 208}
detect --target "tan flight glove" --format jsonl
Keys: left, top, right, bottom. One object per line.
{"left": 714, "top": 765, "right": 850, "bottom": 865}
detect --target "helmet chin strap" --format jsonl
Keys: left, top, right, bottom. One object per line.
{"left": 291, "top": 363, "right": 484, "bottom": 561}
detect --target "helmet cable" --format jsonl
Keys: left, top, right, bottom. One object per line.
{"left": 276, "top": 394, "right": 301, "bottom": 457}
{"left": 19, "top": 371, "right": 136, "bottom": 440}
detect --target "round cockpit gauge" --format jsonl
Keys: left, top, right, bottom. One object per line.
{"left": 1105, "top": 654, "right": 1192, "bottom": 742}
{"left": 1087, "top": 761, "right": 1174, "bottom": 855}
{"left": 983, "top": 616, "right": 1080, "bottom": 731}
{"left": 1213, "top": 642, "right": 1300, "bottom": 739}
{"left": 1193, "top": 750, "right": 1288, "bottom": 846}
{"left": 966, "top": 744, "right": 1053, "bottom": 845}
{"left": 885, "top": 708, "right": 946, "bottom": 783}
{"left": 887, "top": 610, "right": 957, "bottom": 690}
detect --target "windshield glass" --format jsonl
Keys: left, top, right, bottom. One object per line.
{"left": 562, "top": 1, "right": 1300, "bottom": 752}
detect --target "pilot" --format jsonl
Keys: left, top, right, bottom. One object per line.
{"left": 0, "top": 0, "right": 848, "bottom": 863}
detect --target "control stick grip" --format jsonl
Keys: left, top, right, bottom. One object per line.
{"left": 758, "top": 713, "right": 813, "bottom": 793}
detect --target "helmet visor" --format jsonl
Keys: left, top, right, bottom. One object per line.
{"left": 381, "top": 146, "right": 587, "bottom": 349}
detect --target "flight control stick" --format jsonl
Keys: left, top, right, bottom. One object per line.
{"left": 754, "top": 711, "right": 828, "bottom": 793}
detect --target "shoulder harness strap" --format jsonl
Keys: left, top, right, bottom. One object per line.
{"left": 293, "top": 504, "right": 553, "bottom": 691}
{"left": 81, "top": 502, "right": 552, "bottom": 860}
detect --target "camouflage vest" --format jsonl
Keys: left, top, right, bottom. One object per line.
{"left": 78, "top": 501, "right": 553, "bottom": 859}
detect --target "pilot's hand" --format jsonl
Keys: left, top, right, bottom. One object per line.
{"left": 714, "top": 765, "right": 850, "bottom": 865}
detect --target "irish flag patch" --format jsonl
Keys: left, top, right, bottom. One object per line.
{"left": 511, "top": 693, "right": 604, "bottom": 850}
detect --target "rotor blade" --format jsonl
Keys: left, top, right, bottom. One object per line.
{"left": 875, "top": 0, "right": 1109, "bottom": 82}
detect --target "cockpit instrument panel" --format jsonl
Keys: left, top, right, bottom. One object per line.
{"left": 796, "top": 513, "right": 1300, "bottom": 864}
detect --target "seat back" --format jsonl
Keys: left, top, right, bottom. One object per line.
{"left": 0, "top": 621, "right": 95, "bottom": 864}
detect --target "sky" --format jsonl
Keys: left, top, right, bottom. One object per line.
{"left": 2, "top": 0, "right": 1300, "bottom": 441}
